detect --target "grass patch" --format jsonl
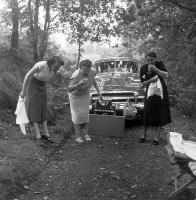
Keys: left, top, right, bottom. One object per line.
{"left": 0, "top": 108, "right": 74, "bottom": 200}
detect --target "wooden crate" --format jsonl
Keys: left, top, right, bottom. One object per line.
{"left": 89, "top": 114, "right": 125, "bottom": 137}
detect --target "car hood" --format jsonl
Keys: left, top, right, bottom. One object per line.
{"left": 91, "top": 72, "right": 144, "bottom": 96}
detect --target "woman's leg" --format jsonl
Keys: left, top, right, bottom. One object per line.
{"left": 83, "top": 123, "right": 91, "bottom": 141}
{"left": 141, "top": 125, "right": 148, "bottom": 138}
{"left": 154, "top": 126, "right": 161, "bottom": 141}
{"left": 42, "top": 120, "right": 50, "bottom": 137}
{"left": 33, "top": 122, "right": 41, "bottom": 139}
{"left": 83, "top": 123, "right": 89, "bottom": 136}
{"left": 139, "top": 125, "right": 148, "bottom": 142}
{"left": 74, "top": 123, "right": 82, "bottom": 139}
{"left": 74, "top": 123, "right": 84, "bottom": 143}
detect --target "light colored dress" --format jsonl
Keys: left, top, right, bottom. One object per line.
{"left": 69, "top": 68, "right": 96, "bottom": 124}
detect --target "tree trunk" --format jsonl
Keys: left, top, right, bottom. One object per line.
{"left": 193, "top": 13, "right": 196, "bottom": 65}
{"left": 39, "top": 0, "right": 50, "bottom": 60}
{"left": 10, "top": 0, "right": 19, "bottom": 59}
{"left": 28, "top": 0, "right": 40, "bottom": 61}
{"left": 76, "top": 40, "right": 81, "bottom": 68}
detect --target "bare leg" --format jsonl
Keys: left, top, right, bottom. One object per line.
{"left": 74, "top": 123, "right": 84, "bottom": 143}
{"left": 83, "top": 123, "right": 89, "bottom": 136}
{"left": 139, "top": 125, "right": 147, "bottom": 143}
{"left": 42, "top": 120, "right": 50, "bottom": 137}
{"left": 33, "top": 122, "right": 41, "bottom": 139}
{"left": 141, "top": 125, "right": 148, "bottom": 138}
{"left": 83, "top": 123, "right": 91, "bottom": 141}
{"left": 154, "top": 126, "right": 161, "bottom": 141}
{"left": 74, "top": 124, "right": 82, "bottom": 139}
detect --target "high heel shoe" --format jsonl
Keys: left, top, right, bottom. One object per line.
{"left": 152, "top": 140, "right": 159, "bottom": 145}
{"left": 139, "top": 137, "right": 146, "bottom": 143}
{"left": 41, "top": 135, "right": 54, "bottom": 143}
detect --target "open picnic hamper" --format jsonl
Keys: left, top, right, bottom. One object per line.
{"left": 165, "top": 132, "right": 196, "bottom": 199}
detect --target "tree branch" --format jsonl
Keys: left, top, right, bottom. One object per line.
{"left": 165, "top": 0, "right": 196, "bottom": 13}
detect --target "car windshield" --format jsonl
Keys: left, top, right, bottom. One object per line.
{"left": 94, "top": 60, "right": 139, "bottom": 73}
{"left": 93, "top": 73, "right": 141, "bottom": 92}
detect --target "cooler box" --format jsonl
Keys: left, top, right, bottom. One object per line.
{"left": 89, "top": 114, "right": 125, "bottom": 137}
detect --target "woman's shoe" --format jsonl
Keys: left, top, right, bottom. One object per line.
{"left": 139, "top": 137, "right": 146, "bottom": 143}
{"left": 84, "top": 135, "right": 91, "bottom": 142}
{"left": 41, "top": 135, "right": 54, "bottom": 143}
{"left": 153, "top": 140, "right": 159, "bottom": 145}
{"left": 35, "top": 137, "right": 42, "bottom": 141}
{"left": 76, "top": 137, "right": 84, "bottom": 144}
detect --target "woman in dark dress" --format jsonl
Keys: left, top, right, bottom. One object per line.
{"left": 139, "top": 52, "right": 171, "bottom": 145}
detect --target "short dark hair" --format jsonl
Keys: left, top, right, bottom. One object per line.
{"left": 79, "top": 59, "right": 92, "bottom": 68}
{"left": 146, "top": 52, "right": 157, "bottom": 59}
{"left": 47, "top": 56, "right": 64, "bottom": 67}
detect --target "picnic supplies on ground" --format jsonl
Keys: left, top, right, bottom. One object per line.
{"left": 165, "top": 132, "right": 196, "bottom": 199}
{"left": 89, "top": 114, "right": 125, "bottom": 137}
{"left": 123, "top": 98, "right": 137, "bottom": 120}
{"left": 15, "top": 96, "right": 29, "bottom": 135}
{"left": 168, "top": 132, "right": 196, "bottom": 160}
{"left": 92, "top": 97, "right": 115, "bottom": 115}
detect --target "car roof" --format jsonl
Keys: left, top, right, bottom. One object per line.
{"left": 93, "top": 57, "right": 139, "bottom": 64}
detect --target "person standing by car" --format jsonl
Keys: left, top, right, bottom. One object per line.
{"left": 68, "top": 59, "right": 101, "bottom": 143}
{"left": 20, "top": 56, "right": 64, "bottom": 143}
{"left": 139, "top": 52, "right": 171, "bottom": 145}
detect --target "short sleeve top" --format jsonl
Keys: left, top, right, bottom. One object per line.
{"left": 33, "top": 61, "right": 55, "bottom": 82}
{"left": 69, "top": 68, "right": 97, "bottom": 98}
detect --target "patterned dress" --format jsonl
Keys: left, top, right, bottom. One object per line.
{"left": 140, "top": 61, "right": 171, "bottom": 126}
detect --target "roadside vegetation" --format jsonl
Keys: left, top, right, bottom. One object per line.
{"left": 0, "top": 0, "right": 195, "bottom": 199}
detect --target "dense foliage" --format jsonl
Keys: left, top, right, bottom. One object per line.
{"left": 117, "top": 0, "right": 196, "bottom": 118}
{"left": 0, "top": 0, "right": 195, "bottom": 118}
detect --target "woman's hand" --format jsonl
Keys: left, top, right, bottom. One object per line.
{"left": 20, "top": 91, "right": 25, "bottom": 99}
{"left": 150, "top": 75, "right": 158, "bottom": 83}
{"left": 148, "top": 65, "right": 156, "bottom": 72}
{"left": 97, "top": 90, "right": 102, "bottom": 98}
{"left": 76, "top": 78, "right": 88, "bottom": 87}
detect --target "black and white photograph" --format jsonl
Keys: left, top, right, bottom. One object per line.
{"left": 0, "top": 0, "right": 196, "bottom": 199}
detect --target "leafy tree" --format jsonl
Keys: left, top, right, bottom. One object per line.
{"left": 58, "top": 0, "right": 118, "bottom": 67}
{"left": 118, "top": 0, "right": 196, "bottom": 117}
{"left": 2, "top": 0, "right": 19, "bottom": 59}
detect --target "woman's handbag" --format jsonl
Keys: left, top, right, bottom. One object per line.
{"left": 123, "top": 99, "right": 137, "bottom": 120}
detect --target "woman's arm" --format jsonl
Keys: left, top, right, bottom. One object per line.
{"left": 149, "top": 63, "right": 169, "bottom": 79}
{"left": 20, "top": 66, "right": 39, "bottom": 98}
{"left": 142, "top": 75, "right": 158, "bottom": 87}
{"left": 68, "top": 78, "right": 88, "bottom": 93}
{"left": 140, "top": 65, "right": 158, "bottom": 87}
{"left": 93, "top": 79, "right": 102, "bottom": 97}
{"left": 93, "top": 79, "right": 100, "bottom": 92}
{"left": 68, "top": 78, "right": 79, "bottom": 93}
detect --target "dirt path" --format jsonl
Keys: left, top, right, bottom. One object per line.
{"left": 5, "top": 108, "right": 196, "bottom": 200}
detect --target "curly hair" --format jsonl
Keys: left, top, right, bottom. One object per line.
{"left": 47, "top": 56, "right": 64, "bottom": 67}
{"left": 79, "top": 59, "right": 92, "bottom": 68}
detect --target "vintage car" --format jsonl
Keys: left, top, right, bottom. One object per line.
{"left": 89, "top": 57, "right": 145, "bottom": 121}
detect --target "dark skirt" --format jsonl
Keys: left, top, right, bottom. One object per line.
{"left": 25, "top": 76, "right": 47, "bottom": 123}
{"left": 143, "top": 94, "right": 171, "bottom": 126}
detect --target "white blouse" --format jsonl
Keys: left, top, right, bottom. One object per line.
{"left": 33, "top": 61, "right": 55, "bottom": 82}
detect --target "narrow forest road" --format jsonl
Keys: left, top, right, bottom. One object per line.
{"left": 9, "top": 108, "right": 196, "bottom": 200}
